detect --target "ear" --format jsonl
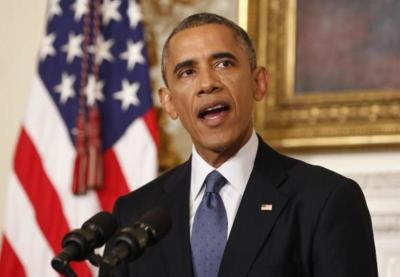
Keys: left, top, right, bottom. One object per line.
{"left": 159, "top": 87, "right": 178, "bottom": 120}
{"left": 252, "top": 66, "right": 268, "bottom": 101}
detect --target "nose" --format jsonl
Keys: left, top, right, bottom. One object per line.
{"left": 198, "top": 67, "right": 220, "bottom": 95}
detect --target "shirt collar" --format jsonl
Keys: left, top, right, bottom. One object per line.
{"left": 190, "top": 130, "right": 259, "bottom": 201}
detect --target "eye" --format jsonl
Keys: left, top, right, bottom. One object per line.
{"left": 216, "top": 59, "right": 234, "bottom": 68}
{"left": 178, "top": 68, "right": 195, "bottom": 78}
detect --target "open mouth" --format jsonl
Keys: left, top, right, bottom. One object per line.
{"left": 198, "top": 103, "right": 230, "bottom": 119}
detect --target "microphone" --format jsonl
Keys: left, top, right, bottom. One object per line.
{"left": 101, "top": 208, "right": 172, "bottom": 271}
{"left": 51, "top": 211, "right": 118, "bottom": 275}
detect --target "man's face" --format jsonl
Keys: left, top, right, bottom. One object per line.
{"left": 160, "top": 24, "right": 267, "bottom": 165}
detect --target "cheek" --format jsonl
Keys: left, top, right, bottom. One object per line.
{"left": 172, "top": 75, "right": 196, "bottom": 90}
{"left": 228, "top": 80, "right": 255, "bottom": 114}
{"left": 236, "top": 99, "right": 254, "bottom": 123}
{"left": 171, "top": 94, "right": 194, "bottom": 121}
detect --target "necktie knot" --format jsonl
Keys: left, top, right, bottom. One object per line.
{"left": 204, "top": 170, "right": 227, "bottom": 193}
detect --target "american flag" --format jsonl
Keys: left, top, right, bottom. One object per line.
{"left": 0, "top": 0, "right": 158, "bottom": 276}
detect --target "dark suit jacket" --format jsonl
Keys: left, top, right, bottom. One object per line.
{"left": 101, "top": 138, "right": 378, "bottom": 277}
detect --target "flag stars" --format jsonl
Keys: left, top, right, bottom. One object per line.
{"left": 127, "top": 0, "right": 142, "bottom": 29}
{"left": 54, "top": 73, "right": 76, "bottom": 104}
{"left": 62, "top": 33, "right": 83, "bottom": 63}
{"left": 90, "top": 35, "right": 114, "bottom": 64}
{"left": 113, "top": 79, "right": 140, "bottom": 111}
{"left": 48, "top": 0, "right": 62, "bottom": 20}
{"left": 72, "top": 0, "right": 88, "bottom": 22}
{"left": 102, "top": 0, "right": 122, "bottom": 25}
{"left": 85, "top": 75, "right": 105, "bottom": 106}
{"left": 120, "top": 40, "right": 145, "bottom": 71}
{"left": 40, "top": 33, "right": 56, "bottom": 61}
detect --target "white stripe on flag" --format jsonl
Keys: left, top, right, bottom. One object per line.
{"left": 24, "top": 75, "right": 101, "bottom": 228}
{"left": 5, "top": 173, "right": 57, "bottom": 277}
{"left": 114, "top": 117, "right": 158, "bottom": 191}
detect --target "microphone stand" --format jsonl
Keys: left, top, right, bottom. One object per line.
{"left": 62, "top": 265, "right": 78, "bottom": 277}
{"left": 99, "top": 268, "right": 116, "bottom": 277}
{"left": 87, "top": 252, "right": 103, "bottom": 267}
{"left": 51, "top": 259, "right": 77, "bottom": 277}
{"left": 52, "top": 250, "right": 103, "bottom": 276}
{"left": 98, "top": 257, "right": 117, "bottom": 277}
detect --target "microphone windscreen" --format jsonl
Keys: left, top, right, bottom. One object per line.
{"left": 82, "top": 211, "right": 118, "bottom": 247}
{"left": 135, "top": 208, "right": 171, "bottom": 240}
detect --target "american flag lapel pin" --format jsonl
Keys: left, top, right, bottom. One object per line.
{"left": 261, "top": 203, "right": 273, "bottom": 211}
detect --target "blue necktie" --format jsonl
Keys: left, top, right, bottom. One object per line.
{"left": 191, "top": 170, "right": 228, "bottom": 277}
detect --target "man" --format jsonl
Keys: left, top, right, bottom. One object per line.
{"left": 102, "top": 13, "right": 378, "bottom": 277}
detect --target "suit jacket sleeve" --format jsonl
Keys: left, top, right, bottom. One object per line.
{"left": 312, "top": 179, "right": 378, "bottom": 276}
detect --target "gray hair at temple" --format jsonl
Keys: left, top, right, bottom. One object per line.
{"left": 161, "top": 12, "right": 257, "bottom": 86}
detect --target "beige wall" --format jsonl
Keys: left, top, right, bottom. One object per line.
{"left": 0, "top": 1, "right": 48, "bottom": 234}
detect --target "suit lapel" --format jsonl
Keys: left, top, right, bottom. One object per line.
{"left": 219, "top": 140, "right": 289, "bottom": 277}
{"left": 158, "top": 160, "right": 194, "bottom": 277}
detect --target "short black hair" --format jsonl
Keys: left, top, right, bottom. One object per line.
{"left": 161, "top": 12, "right": 257, "bottom": 86}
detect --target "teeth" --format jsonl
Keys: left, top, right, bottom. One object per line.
{"left": 199, "top": 103, "right": 229, "bottom": 119}
{"left": 206, "top": 105, "right": 224, "bottom": 112}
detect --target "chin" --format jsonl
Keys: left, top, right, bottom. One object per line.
{"left": 201, "top": 137, "right": 236, "bottom": 154}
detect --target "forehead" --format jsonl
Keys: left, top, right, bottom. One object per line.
{"left": 165, "top": 24, "right": 243, "bottom": 66}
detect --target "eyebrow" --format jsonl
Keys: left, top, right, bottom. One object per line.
{"left": 211, "top": 52, "right": 239, "bottom": 63}
{"left": 173, "top": 59, "right": 195, "bottom": 75}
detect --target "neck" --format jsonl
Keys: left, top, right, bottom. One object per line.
{"left": 195, "top": 129, "right": 253, "bottom": 168}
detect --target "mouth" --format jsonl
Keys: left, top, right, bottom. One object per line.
{"left": 198, "top": 101, "right": 230, "bottom": 126}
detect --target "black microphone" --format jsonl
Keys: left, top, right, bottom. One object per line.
{"left": 101, "top": 208, "right": 171, "bottom": 271}
{"left": 51, "top": 211, "right": 118, "bottom": 275}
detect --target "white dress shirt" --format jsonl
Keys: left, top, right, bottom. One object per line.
{"left": 189, "top": 130, "right": 259, "bottom": 238}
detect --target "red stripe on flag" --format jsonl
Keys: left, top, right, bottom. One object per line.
{"left": 0, "top": 236, "right": 26, "bottom": 277}
{"left": 14, "top": 129, "right": 92, "bottom": 277}
{"left": 97, "top": 149, "right": 130, "bottom": 212}
{"left": 143, "top": 108, "right": 160, "bottom": 149}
